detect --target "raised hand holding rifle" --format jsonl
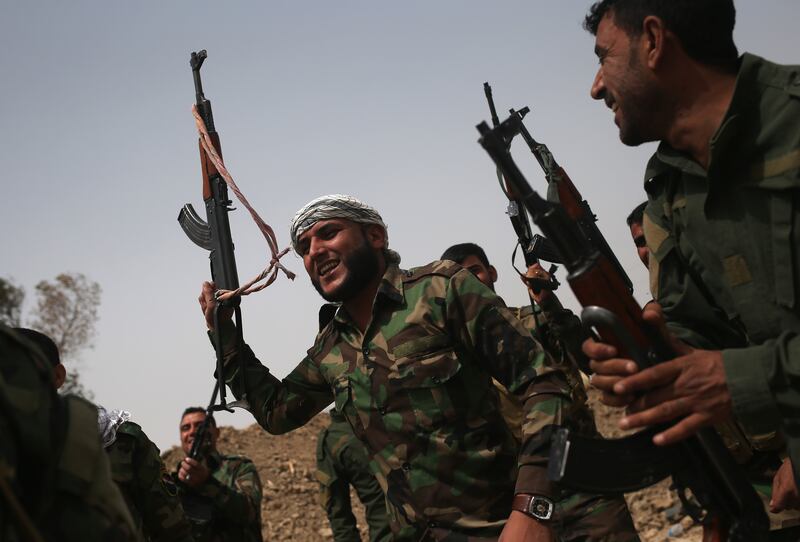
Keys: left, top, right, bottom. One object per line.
{"left": 476, "top": 113, "right": 768, "bottom": 541}
{"left": 178, "top": 50, "right": 293, "bottom": 427}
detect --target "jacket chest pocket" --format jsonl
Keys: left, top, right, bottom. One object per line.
{"left": 332, "top": 377, "right": 367, "bottom": 442}
{"left": 386, "top": 346, "right": 463, "bottom": 430}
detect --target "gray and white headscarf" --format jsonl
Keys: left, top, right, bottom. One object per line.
{"left": 289, "top": 194, "right": 401, "bottom": 264}
{"left": 97, "top": 406, "right": 131, "bottom": 448}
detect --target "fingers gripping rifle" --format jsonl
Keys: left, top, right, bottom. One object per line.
{"left": 507, "top": 106, "right": 633, "bottom": 294}
{"left": 483, "top": 83, "right": 560, "bottom": 295}
{"left": 476, "top": 116, "right": 768, "bottom": 542}
{"left": 178, "top": 50, "right": 249, "bottom": 414}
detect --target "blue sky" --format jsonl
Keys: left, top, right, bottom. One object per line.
{"left": 2, "top": 1, "right": 798, "bottom": 450}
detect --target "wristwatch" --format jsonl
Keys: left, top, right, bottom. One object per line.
{"left": 511, "top": 493, "right": 555, "bottom": 522}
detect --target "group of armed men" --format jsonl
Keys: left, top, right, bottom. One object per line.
{"left": 3, "top": 0, "right": 800, "bottom": 541}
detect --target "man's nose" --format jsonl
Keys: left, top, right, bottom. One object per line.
{"left": 590, "top": 68, "right": 605, "bottom": 100}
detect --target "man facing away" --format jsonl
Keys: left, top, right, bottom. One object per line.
{"left": 15, "top": 327, "right": 195, "bottom": 542}
{"left": 174, "top": 408, "right": 263, "bottom": 542}
{"left": 197, "top": 194, "right": 583, "bottom": 541}
{"left": 581, "top": 0, "right": 800, "bottom": 535}
{"left": 1, "top": 325, "right": 137, "bottom": 542}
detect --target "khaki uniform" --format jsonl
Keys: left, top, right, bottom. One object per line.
{"left": 0, "top": 324, "right": 136, "bottom": 542}
{"left": 175, "top": 451, "right": 263, "bottom": 542}
{"left": 642, "top": 53, "right": 800, "bottom": 531}
{"left": 106, "top": 421, "right": 194, "bottom": 541}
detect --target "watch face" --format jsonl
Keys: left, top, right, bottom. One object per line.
{"left": 529, "top": 496, "right": 554, "bottom": 521}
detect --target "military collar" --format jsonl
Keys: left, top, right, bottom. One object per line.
{"left": 376, "top": 264, "right": 406, "bottom": 304}
{"left": 647, "top": 53, "right": 765, "bottom": 184}
{"left": 331, "top": 264, "right": 405, "bottom": 327}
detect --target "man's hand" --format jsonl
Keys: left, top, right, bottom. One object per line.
{"left": 583, "top": 303, "right": 733, "bottom": 445}
{"left": 615, "top": 348, "right": 732, "bottom": 445}
{"left": 770, "top": 459, "right": 800, "bottom": 513}
{"left": 178, "top": 457, "right": 211, "bottom": 489}
{"left": 499, "top": 511, "right": 554, "bottom": 542}
{"left": 198, "top": 281, "right": 233, "bottom": 331}
{"left": 522, "top": 263, "right": 552, "bottom": 305}
{"left": 583, "top": 303, "right": 672, "bottom": 407}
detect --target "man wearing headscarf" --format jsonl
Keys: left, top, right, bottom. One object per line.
{"left": 198, "top": 195, "right": 600, "bottom": 541}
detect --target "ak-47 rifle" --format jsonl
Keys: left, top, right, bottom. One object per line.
{"left": 507, "top": 105, "right": 633, "bottom": 293}
{"left": 476, "top": 114, "right": 768, "bottom": 542}
{"left": 483, "top": 82, "right": 561, "bottom": 295}
{"left": 178, "top": 50, "right": 249, "bottom": 418}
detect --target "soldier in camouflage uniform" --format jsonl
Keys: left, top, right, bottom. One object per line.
{"left": 197, "top": 194, "right": 613, "bottom": 541}
{"left": 174, "top": 407, "right": 263, "bottom": 542}
{"left": 316, "top": 408, "right": 392, "bottom": 542}
{"left": 441, "top": 243, "right": 638, "bottom": 542}
{"left": 0, "top": 324, "right": 137, "bottom": 542}
{"left": 582, "top": 0, "right": 800, "bottom": 538}
{"left": 104, "top": 418, "right": 195, "bottom": 542}
{"left": 15, "top": 327, "right": 195, "bottom": 542}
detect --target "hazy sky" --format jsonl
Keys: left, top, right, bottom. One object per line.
{"left": 3, "top": 1, "right": 798, "bottom": 451}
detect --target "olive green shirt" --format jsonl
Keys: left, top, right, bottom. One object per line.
{"left": 643, "top": 53, "right": 800, "bottom": 474}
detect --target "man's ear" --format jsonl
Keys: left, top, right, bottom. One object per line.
{"left": 364, "top": 224, "right": 387, "bottom": 250}
{"left": 641, "top": 15, "right": 666, "bottom": 69}
{"left": 53, "top": 363, "right": 66, "bottom": 390}
{"left": 489, "top": 265, "right": 498, "bottom": 285}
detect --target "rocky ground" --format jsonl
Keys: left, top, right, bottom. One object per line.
{"left": 163, "top": 392, "right": 701, "bottom": 541}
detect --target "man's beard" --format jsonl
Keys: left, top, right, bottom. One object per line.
{"left": 311, "top": 240, "right": 380, "bottom": 302}
{"left": 616, "top": 50, "right": 665, "bottom": 146}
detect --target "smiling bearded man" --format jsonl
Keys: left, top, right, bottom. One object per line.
{"left": 198, "top": 194, "right": 590, "bottom": 541}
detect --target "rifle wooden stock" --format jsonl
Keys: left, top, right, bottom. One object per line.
{"left": 200, "top": 132, "right": 222, "bottom": 200}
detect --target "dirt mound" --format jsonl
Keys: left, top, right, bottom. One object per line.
{"left": 163, "top": 397, "right": 700, "bottom": 541}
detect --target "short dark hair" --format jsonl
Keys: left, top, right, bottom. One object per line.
{"left": 626, "top": 201, "right": 648, "bottom": 227}
{"left": 584, "top": 0, "right": 738, "bottom": 72}
{"left": 14, "top": 328, "right": 60, "bottom": 368}
{"left": 440, "top": 243, "right": 491, "bottom": 268}
{"left": 181, "top": 407, "right": 216, "bottom": 427}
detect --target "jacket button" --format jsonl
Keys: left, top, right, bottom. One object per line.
{"left": 379, "top": 406, "right": 387, "bottom": 415}
{"left": 362, "top": 346, "right": 370, "bottom": 356}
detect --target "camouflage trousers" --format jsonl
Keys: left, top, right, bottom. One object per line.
{"left": 316, "top": 429, "right": 391, "bottom": 542}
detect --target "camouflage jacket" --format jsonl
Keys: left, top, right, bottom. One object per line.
{"left": 0, "top": 324, "right": 136, "bottom": 542}
{"left": 217, "top": 261, "right": 573, "bottom": 539}
{"left": 175, "top": 451, "right": 262, "bottom": 542}
{"left": 642, "top": 54, "right": 800, "bottom": 524}
{"left": 106, "top": 421, "right": 194, "bottom": 541}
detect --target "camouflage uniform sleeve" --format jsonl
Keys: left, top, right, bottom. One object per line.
{"left": 518, "top": 298, "right": 589, "bottom": 373}
{"left": 196, "top": 458, "right": 263, "bottom": 524}
{"left": 212, "top": 322, "right": 334, "bottom": 434}
{"left": 125, "top": 425, "right": 195, "bottom": 542}
{"left": 445, "top": 268, "right": 571, "bottom": 498}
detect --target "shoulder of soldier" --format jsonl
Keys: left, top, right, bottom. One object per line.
{"left": 219, "top": 453, "right": 256, "bottom": 470}
{"left": 405, "top": 259, "right": 463, "bottom": 282}
{"left": 744, "top": 53, "right": 800, "bottom": 94}
{"left": 116, "top": 420, "right": 144, "bottom": 438}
